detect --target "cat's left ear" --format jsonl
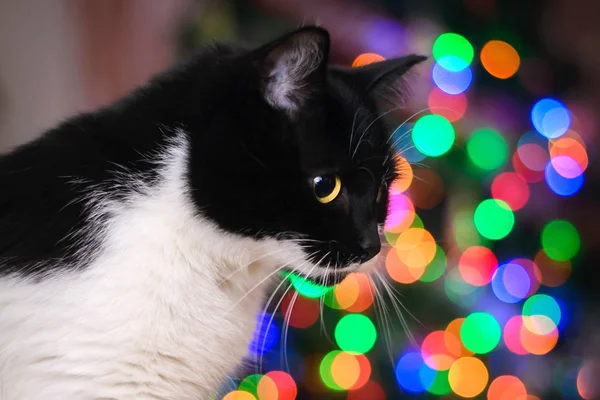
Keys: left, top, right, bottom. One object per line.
{"left": 257, "top": 26, "right": 330, "bottom": 114}
{"left": 332, "top": 55, "right": 427, "bottom": 106}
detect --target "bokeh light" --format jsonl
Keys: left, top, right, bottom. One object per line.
{"left": 385, "top": 193, "right": 416, "bottom": 233}
{"left": 408, "top": 169, "right": 445, "bottom": 210}
{"left": 421, "top": 330, "right": 461, "bottom": 370}
{"left": 347, "top": 380, "right": 386, "bottom": 400}
{"left": 286, "top": 273, "right": 332, "bottom": 298}
{"left": 545, "top": 159, "right": 584, "bottom": 196}
{"left": 249, "top": 313, "right": 279, "bottom": 356}
{"left": 386, "top": 243, "right": 426, "bottom": 284}
{"left": 412, "top": 114, "right": 455, "bottom": 157}
{"left": 491, "top": 262, "right": 531, "bottom": 303}
{"left": 467, "top": 128, "right": 509, "bottom": 170}
{"left": 522, "top": 294, "right": 561, "bottom": 335}
{"left": 335, "top": 314, "right": 377, "bottom": 354}
{"left": 481, "top": 40, "right": 520, "bottom": 79}
{"left": 428, "top": 88, "right": 468, "bottom": 122}
{"left": 531, "top": 98, "right": 571, "bottom": 139}
{"left": 458, "top": 246, "right": 498, "bottom": 286}
{"left": 487, "top": 375, "right": 527, "bottom": 400}
{"left": 474, "top": 199, "right": 515, "bottom": 240}
{"left": 461, "top": 312, "right": 501, "bottom": 354}
{"left": 419, "top": 245, "right": 447, "bottom": 282}
{"left": 280, "top": 291, "right": 320, "bottom": 328}
{"left": 432, "top": 63, "right": 473, "bottom": 95}
{"left": 223, "top": 390, "right": 257, "bottom": 400}
{"left": 395, "top": 352, "right": 429, "bottom": 393}
{"left": 239, "top": 374, "right": 262, "bottom": 398}
{"left": 352, "top": 53, "right": 385, "bottom": 67}
{"left": 535, "top": 249, "right": 571, "bottom": 287}
{"left": 395, "top": 227, "right": 437, "bottom": 269}
{"left": 448, "top": 357, "right": 489, "bottom": 398}
{"left": 541, "top": 220, "right": 580, "bottom": 261}
{"left": 432, "top": 33, "right": 474, "bottom": 71}
{"left": 330, "top": 351, "right": 371, "bottom": 390}
{"left": 491, "top": 172, "right": 530, "bottom": 211}
{"left": 262, "top": 371, "right": 297, "bottom": 400}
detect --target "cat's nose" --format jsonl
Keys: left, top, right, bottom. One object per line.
{"left": 358, "top": 237, "right": 381, "bottom": 263}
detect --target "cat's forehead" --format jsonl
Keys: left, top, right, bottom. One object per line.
{"left": 297, "top": 85, "right": 390, "bottom": 173}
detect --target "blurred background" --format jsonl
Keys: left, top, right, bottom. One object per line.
{"left": 1, "top": 0, "right": 599, "bottom": 399}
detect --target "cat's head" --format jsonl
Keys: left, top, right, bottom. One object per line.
{"left": 183, "top": 27, "right": 425, "bottom": 284}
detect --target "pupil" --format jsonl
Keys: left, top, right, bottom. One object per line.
{"left": 314, "top": 175, "right": 335, "bottom": 198}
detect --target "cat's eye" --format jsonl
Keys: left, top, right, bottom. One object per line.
{"left": 313, "top": 175, "right": 341, "bottom": 204}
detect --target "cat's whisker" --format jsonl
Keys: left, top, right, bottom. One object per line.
{"left": 226, "top": 251, "right": 309, "bottom": 314}
{"left": 255, "top": 278, "right": 296, "bottom": 375}
{"left": 370, "top": 273, "right": 396, "bottom": 366}
{"left": 385, "top": 107, "right": 434, "bottom": 146}
{"left": 352, "top": 106, "right": 408, "bottom": 159}
{"left": 282, "top": 289, "right": 299, "bottom": 375}
{"left": 217, "top": 247, "right": 289, "bottom": 285}
{"left": 279, "top": 259, "right": 321, "bottom": 373}
{"left": 375, "top": 270, "right": 418, "bottom": 346}
{"left": 378, "top": 272, "right": 425, "bottom": 331}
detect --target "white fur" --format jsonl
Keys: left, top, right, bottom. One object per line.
{"left": 0, "top": 131, "right": 359, "bottom": 399}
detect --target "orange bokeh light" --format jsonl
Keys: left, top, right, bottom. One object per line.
{"left": 487, "top": 375, "right": 528, "bottom": 400}
{"left": 390, "top": 155, "right": 413, "bottom": 194}
{"left": 445, "top": 318, "right": 475, "bottom": 357}
{"left": 449, "top": 357, "right": 489, "bottom": 398}
{"left": 352, "top": 53, "right": 386, "bottom": 67}
{"left": 481, "top": 40, "right": 520, "bottom": 79}
{"left": 395, "top": 228, "right": 437, "bottom": 269}
{"left": 223, "top": 390, "right": 257, "bottom": 400}
{"left": 385, "top": 246, "right": 425, "bottom": 284}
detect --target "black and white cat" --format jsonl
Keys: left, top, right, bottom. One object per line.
{"left": 0, "top": 27, "right": 424, "bottom": 399}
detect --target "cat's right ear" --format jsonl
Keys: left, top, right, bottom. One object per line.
{"left": 256, "top": 27, "right": 330, "bottom": 115}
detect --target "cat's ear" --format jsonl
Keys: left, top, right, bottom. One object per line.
{"left": 257, "top": 26, "right": 330, "bottom": 114}
{"left": 332, "top": 55, "right": 427, "bottom": 106}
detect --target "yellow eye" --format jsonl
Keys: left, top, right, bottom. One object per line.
{"left": 313, "top": 175, "right": 341, "bottom": 203}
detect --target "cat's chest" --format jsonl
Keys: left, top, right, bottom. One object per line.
{"left": 0, "top": 227, "right": 269, "bottom": 399}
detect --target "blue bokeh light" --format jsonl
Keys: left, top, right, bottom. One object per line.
{"left": 392, "top": 123, "right": 427, "bottom": 163}
{"left": 492, "top": 263, "right": 531, "bottom": 304}
{"left": 437, "top": 55, "right": 469, "bottom": 72}
{"left": 545, "top": 160, "right": 584, "bottom": 196}
{"left": 531, "top": 98, "right": 571, "bottom": 139}
{"left": 432, "top": 62, "right": 473, "bottom": 95}
{"left": 248, "top": 313, "right": 279, "bottom": 356}
{"left": 395, "top": 352, "right": 428, "bottom": 393}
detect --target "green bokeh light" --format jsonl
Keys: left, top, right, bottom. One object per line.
{"left": 319, "top": 350, "right": 344, "bottom": 391}
{"left": 238, "top": 374, "right": 262, "bottom": 397}
{"left": 460, "top": 312, "right": 501, "bottom": 354}
{"left": 424, "top": 369, "right": 451, "bottom": 395}
{"left": 467, "top": 128, "right": 508, "bottom": 170}
{"left": 523, "top": 294, "right": 562, "bottom": 328}
{"left": 412, "top": 115, "right": 455, "bottom": 157}
{"left": 541, "top": 220, "right": 580, "bottom": 261}
{"left": 334, "top": 314, "right": 377, "bottom": 354}
{"left": 286, "top": 272, "right": 332, "bottom": 298}
{"left": 432, "top": 33, "right": 474, "bottom": 71}
{"left": 420, "top": 245, "right": 447, "bottom": 283}
{"left": 474, "top": 199, "right": 515, "bottom": 240}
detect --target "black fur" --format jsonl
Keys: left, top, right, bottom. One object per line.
{"left": 0, "top": 27, "right": 425, "bottom": 279}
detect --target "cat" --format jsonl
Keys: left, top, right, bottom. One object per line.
{"left": 0, "top": 26, "right": 424, "bottom": 399}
